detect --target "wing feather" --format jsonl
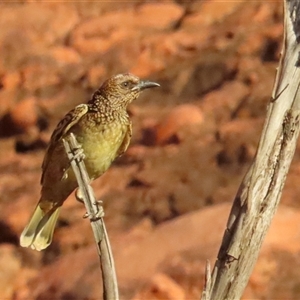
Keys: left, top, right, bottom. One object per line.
{"left": 41, "top": 104, "right": 89, "bottom": 184}
{"left": 117, "top": 122, "right": 132, "bottom": 157}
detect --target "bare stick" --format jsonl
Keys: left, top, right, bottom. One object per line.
{"left": 63, "top": 133, "right": 119, "bottom": 300}
{"left": 201, "top": 260, "right": 211, "bottom": 300}
{"left": 202, "top": 1, "right": 300, "bottom": 299}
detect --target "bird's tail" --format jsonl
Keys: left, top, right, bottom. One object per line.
{"left": 20, "top": 204, "right": 61, "bottom": 251}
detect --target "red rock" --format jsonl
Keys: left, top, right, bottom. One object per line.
{"left": 0, "top": 244, "right": 22, "bottom": 299}
{"left": 15, "top": 200, "right": 300, "bottom": 299}
{"left": 50, "top": 46, "right": 81, "bottom": 66}
{"left": 155, "top": 104, "right": 204, "bottom": 144}
{"left": 162, "top": 30, "right": 208, "bottom": 57}
{"left": 115, "top": 203, "right": 231, "bottom": 287}
{"left": 253, "top": 2, "right": 275, "bottom": 23}
{"left": 26, "top": 246, "right": 101, "bottom": 299}
{"left": 216, "top": 118, "right": 262, "bottom": 166}
{"left": 70, "top": 12, "right": 134, "bottom": 56}
{"left": 70, "top": 3, "right": 182, "bottom": 58}
{"left": 132, "top": 273, "right": 186, "bottom": 300}
{"left": 245, "top": 205, "right": 300, "bottom": 299}
{"left": 282, "top": 163, "right": 300, "bottom": 207}
{"left": 0, "top": 5, "right": 78, "bottom": 51}
{"left": 22, "top": 62, "right": 61, "bottom": 92}
{"left": 125, "top": 145, "right": 148, "bottom": 161}
{"left": 130, "top": 46, "right": 166, "bottom": 78}
{"left": 237, "top": 31, "right": 265, "bottom": 56}
{"left": 2, "top": 71, "right": 21, "bottom": 90}
{"left": 24, "top": 204, "right": 230, "bottom": 299}
{"left": 118, "top": 204, "right": 300, "bottom": 299}
{"left": 266, "top": 23, "right": 283, "bottom": 40}
{"left": 87, "top": 65, "right": 106, "bottom": 89}
{"left": 0, "top": 90, "right": 18, "bottom": 120}
{"left": 10, "top": 97, "right": 38, "bottom": 132}
{"left": 201, "top": 81, "right": 250, "bottom": 124}
{"left": 184, "top": 0, "right": 245, "bottom": 28}
{"left": 49, "top": 46, "right": 85, "bottom": 82}
{"left": 133, "top": 3, "right": 183, "bottom": 30}
{"left": 44, "top": 5, "right": 79, "bottom": 44}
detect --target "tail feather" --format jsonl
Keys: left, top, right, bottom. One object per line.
{"left": 20, "top": 205, "right": 61, "bottom": 251}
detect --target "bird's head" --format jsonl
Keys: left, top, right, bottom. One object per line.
{"left": 99, "top": 73, "right": 160, "bottom": 108}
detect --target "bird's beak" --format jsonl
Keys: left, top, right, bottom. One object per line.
{"left": 132, "top": 80, "right": 160, "bottom": 91}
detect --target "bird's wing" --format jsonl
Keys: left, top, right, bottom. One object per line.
{"left": 50, "top": 104, "right": 89, "bottom": 144}
{"left": 41, "top": 104, "right": 89, "bottom": 184}
{"left": 117, "top": 121, "right": 132, "bottom": 157}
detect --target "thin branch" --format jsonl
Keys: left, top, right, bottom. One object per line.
{"left": 63, "top": 133, "right": 119, "bottom": 300}
{"left": 201, "top": 260, "right": 211, "bottom": 300}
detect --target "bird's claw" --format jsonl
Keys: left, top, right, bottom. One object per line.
{"left": 61, "top": 168, "right": 69, "bottom": 180}
{"left": 83, "top": 204, "right": 104, "bottom": 221}
{"left": 70, "top": 145, "right": 85, "bottom": 162}
{"left": 94, "top": 199, "right": 103, "bottom": 206}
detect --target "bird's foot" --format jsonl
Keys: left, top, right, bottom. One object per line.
{"left": 71, "top": 145, "right": 85, "bottom": 162}
{"left": 83, "top": 202, "right": 104, "bottom": 221}
{"left": 94, "top": 199, "right": 103, "bottom": 206}
{"left": 61, "top": 168, "right": 69, "bottom": 180}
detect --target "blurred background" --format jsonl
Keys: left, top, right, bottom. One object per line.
{"left": 1, "top": 1, "right": 299, "bottom": 299}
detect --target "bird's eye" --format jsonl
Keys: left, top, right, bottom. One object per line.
{"left": 122, "top": 81, "right": 129, "bottom": 88}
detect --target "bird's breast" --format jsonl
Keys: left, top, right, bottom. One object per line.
{"left": 73, "top": 120, "right": 129, "bottom": 180}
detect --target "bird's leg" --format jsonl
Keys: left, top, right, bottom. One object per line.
{"left": 94, "top": 199, "right": 104, "bottom": 218}
{"left": 76, "top": 188, "right": 104, "bottom": 220}
{"left": 82, "top": 201, "right": 104, "bottom": 221}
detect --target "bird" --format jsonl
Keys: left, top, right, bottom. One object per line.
{"left": 20, "top": 73, "right": 160, "bottom": 251}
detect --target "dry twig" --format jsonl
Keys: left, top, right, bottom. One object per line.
{"left": 63, "top": 133, "right": 119, "bottom": 300}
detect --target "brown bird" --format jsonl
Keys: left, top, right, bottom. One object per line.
{"left": 20, "top": 73, "right": 159, "bottom": 251}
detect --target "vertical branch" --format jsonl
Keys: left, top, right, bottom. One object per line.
{"left": 63, "top": 133, "right": 119, "bottom": 300}
{"left": 201, "top": 260, "right": 212, "bottom": 300}
{"left": 202, "top": 1, "right": 300, "bottom": 299}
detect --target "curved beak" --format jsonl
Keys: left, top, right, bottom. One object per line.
{"left": 132, "top": 80, "right": 160, "bottom": 91}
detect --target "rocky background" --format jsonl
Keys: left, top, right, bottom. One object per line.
{"left": 1, "top": 1, "right": 300, "bottom": 299}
